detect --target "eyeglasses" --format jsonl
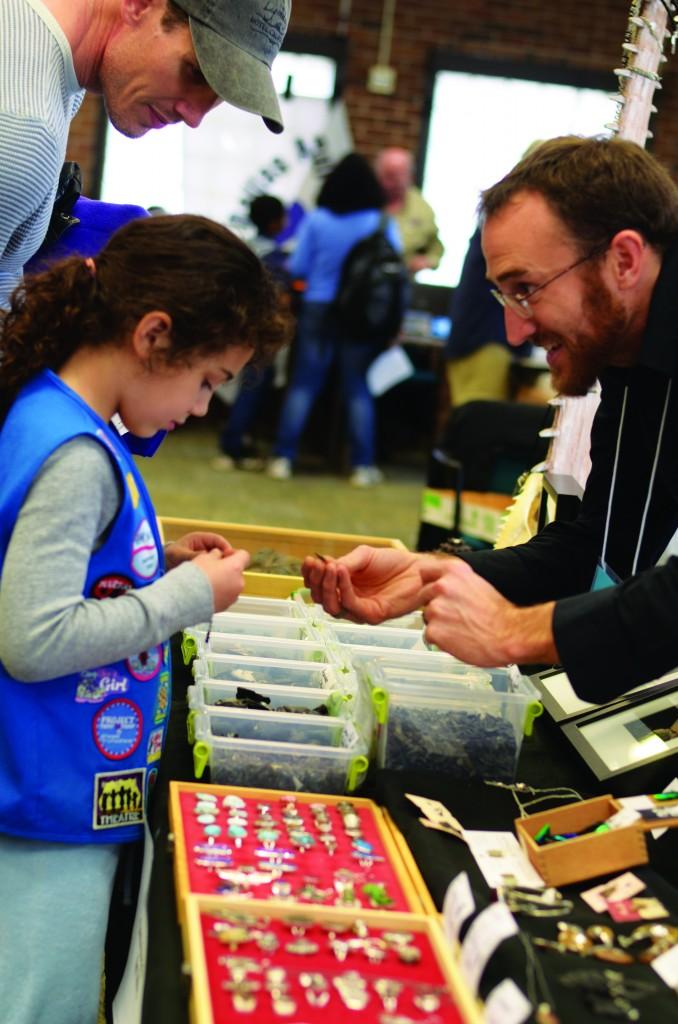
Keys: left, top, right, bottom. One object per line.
{"left": 490, "top": 246, "right": 607, "bottom": 320}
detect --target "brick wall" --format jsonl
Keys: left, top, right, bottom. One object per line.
{"left": 66, "top": 0, "right": 678, "bottom": 191}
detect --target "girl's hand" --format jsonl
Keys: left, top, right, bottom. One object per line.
{"left": 164, "top": 531, "right": 233, "bottom": 569}
{"left": 193, "top": 548, "right": 251, "bottom": 611}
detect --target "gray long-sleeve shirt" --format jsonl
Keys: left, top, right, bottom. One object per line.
{"left": 0, "top": 436, "right": 213, "bottom": 681}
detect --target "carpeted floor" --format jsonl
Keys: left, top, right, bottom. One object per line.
{"left": 136, "top": 424, "right": 428, "bottom": 549}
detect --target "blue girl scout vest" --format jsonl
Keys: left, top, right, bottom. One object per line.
{"left": 0, "top": 371, "right": 171, "bottom": 843}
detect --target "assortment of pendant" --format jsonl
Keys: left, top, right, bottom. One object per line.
{"left": 182, "top": 790, "right": 408, "bottom": 911}
{"left": 202, "top": 911, "right": 464, "bottom": 1022}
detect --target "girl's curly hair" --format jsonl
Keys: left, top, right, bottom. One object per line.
{"left": 0, "top": 214, "right": 292, "bottom": 419}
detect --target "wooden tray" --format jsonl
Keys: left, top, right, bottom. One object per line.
{"left": 183, "top": 894, "right": 483, "bottom": 1024}
{"left": 169, "top": 781, "right": 435, "bottom": 932}
{"left": 515, "top": 793, "right": 649, "bottom": 886}
{"left": 159, "top": 517, "right": 406, "bottom": 598}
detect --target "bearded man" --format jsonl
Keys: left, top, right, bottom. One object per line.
{"left": 303, "top": 136, "right": 678, "bottom": 703}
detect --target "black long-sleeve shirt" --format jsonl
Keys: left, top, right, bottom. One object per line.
{"left": 462, "top": 245, "right": 678, "bottom": 704}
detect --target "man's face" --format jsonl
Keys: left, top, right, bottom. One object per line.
{"left": 482, "top": 191, "right": 630, "bottom": 396}
{"left": 100, "top": 3, "right": 220, "bottom": 137}
{"left": 376, "top": 153, "right": 412, "bottom": 204}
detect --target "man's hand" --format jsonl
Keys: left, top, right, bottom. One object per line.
{"left": 164, "top": 531, "right": 233, "bottom": 570}
{"left": 302, "top": 545, "right": 442, "bottom": 624}
{"left": 419, "top": 560, "right": 558, "bottom": 666}
{"left": 407, "top": 254, "right": 434, "bottom": 273}
{"left": 193, "top": 548, "right": 251, "bottom": 611}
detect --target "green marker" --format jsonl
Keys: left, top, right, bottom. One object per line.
{"left": 534, "top": 824, "right": 551, "bottom": 844}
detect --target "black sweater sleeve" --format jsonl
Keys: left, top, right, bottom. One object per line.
{"left": 458, "top": 375, "right": 678, "bottom": 701}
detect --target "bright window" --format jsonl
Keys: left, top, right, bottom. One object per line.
{"left": 99, "top": 52, "right": 337, "bottom": 217}
{"left": 419, "top": 70, "right": 617, "bottom": 287}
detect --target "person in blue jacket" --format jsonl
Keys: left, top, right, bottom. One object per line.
{"left": 268, "top": 152, "right": 401, "bottom": 488}
{"left": 0, "top": 213, "right": 288, "bottom": 1024}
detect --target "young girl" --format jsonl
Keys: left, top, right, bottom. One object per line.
{"left": 0, "top": 214, "right": 289, "bottom": 1024}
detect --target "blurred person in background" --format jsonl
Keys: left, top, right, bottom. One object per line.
{"left": 375, "top": 146, "right": 443, "bottom": 274}
{"left": 213, "top": 194, "right": 294, "bottom": 470}
{"left": 268, "top": 153, "right": 401, "bottom": 487}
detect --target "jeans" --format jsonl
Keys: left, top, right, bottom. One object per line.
{"left": 274, "top": 302, "right": 377, "bottom": 467}
{"left": 219, "top": 366, "right": 275, "bottom": 459}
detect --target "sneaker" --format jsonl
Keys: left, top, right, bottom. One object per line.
{"left": 210, "top": 454, "right": 237, "bottom": 471}
{"left": 267, "top": 456, "right": 292, "bottom": 480}
{"left": 238, "top": 455, "right": 265, "bottom": 472}
{"left": 211, "top": 453, "right": 265, "bottom": 472}
{"left": 350, "top": 466, "right": 384, "bottom": 487}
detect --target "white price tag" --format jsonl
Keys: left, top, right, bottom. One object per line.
{"left": 606, "top": 807, "right": 641, "bottom": 830}
{"left": 485, "top": 978, "right": 533, "bottom": 1024}
{"left": 652, "top": 941, "right": 678, "bottom": 988}
{"left": 442, "top": 871, "right": 475, "bottom": 944}
{"left": 464, "top": 830, "right": 544, "bottom": 889}
{"left": 460, "top": 901, "right": 518, "bottom": 995}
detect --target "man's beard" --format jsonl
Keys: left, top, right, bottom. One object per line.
{"left": 536, "top": 269, "right": 629, "bottom": 396}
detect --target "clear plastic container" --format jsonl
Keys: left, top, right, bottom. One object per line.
{"left": 324, "top": 622, "right": 430, "bottom": 652}
{"left": 192, "top": 653, "right": 347, "bottom": 692}
{"left": 193, "top": 705, "right": 348, "bottom": 744}
{"left": 182, "top": 614, "right": 314, "bottom": 663}
{"left": 369, "top": 659, "right": 542, "bottom": 782}
{"left": 304, "top": 606, "right": 424, "bottom": 632}
{"left": 184, "top": 631, "right": 330, "bottom": 663}
{"left": 188, "top": 679, "right": 348, "bottom": 717}
{"left": 224, "top": 595, "right": 307, "bottom": 618}
{"left": 192, "top": 716, "right": 369, "bottom": 793}
{"left": 350, "top": 647, "right": 465, "bottom": 686}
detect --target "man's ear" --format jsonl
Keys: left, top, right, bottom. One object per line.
{"left": 132, "top": 311, "right": 173, "bottom": 361}
{"left": 608, "top": 229, "right": 649, "bottom": 291}
{"left": 119, "top": 0, "right": 155, "bottom": 28}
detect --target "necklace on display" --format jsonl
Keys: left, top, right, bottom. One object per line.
{"left": 484, "top": 780, "right": 583, "bottom": 818}
{"left": 517, "top": 930, "right": 561, "bottom": 1024}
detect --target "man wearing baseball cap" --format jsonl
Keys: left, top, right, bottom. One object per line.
{"left": 0, "top": 0, "right": 291, "bottom": 306}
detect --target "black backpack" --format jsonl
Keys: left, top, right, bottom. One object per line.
{"left": 333, "top": 215, "right": 409, "bottom": 346}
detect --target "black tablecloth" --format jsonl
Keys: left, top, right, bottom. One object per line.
{"left": 132, "top": 645, "right": 678, "bottom": 1023}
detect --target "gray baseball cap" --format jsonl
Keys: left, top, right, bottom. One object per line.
{"left": 174, "top": 0, "right": 291, "bottom": 134}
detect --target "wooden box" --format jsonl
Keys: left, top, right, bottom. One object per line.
{"left": 169, "top": 781, "right": 436, "bottom": 930}
{"left": 182, "top": 895, "right": 482, "bottom": 1024}
{"left": 514, "top": 793, "right": 649, "bottom": 887}
{"left": 158, "top": 516, "right": 406, "bottom": 597}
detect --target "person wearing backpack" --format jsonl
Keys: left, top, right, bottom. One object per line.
{"left": 267, "top": 153, "right": 403, "bottom": 487}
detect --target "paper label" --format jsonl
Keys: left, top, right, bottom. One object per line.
{"left": 463, "top": 830, "right": 544, "bottom": 889}
{"left": 485, "top": 978, "right": 533, "bottom": 1024}
{"left": 652, "top": 942, "right": 678, "bottom": 988}
{"left": 460, "top": 901, "right": 518, "bottom": 995}
{"left": 605, "top": 807, "right": 641, "bottom": 830}
{"left": 580, "top": 871, "right": 645, "bottom": 913}
{"left": 442, "top": 870, "right": 475, "bottom": 943}
{"left": 621, "top": 776, "right": 678, "bottom": 839}
{"left": 405, "top": 793, "right": 464, "bottom": 835}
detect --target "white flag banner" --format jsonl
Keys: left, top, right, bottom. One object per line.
{"left": 101, "top": 98, "right": 353, "bottom": 235}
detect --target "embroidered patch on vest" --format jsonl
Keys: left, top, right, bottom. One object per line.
{"left": 93, "top": 698, "right": 143, "bottom": 759}
{"left": 154, "top": 671, "right": 170, "bottom": 723}
{"left": 131, "top": 518, "right": 159, "bottom": 578}
{"left": 90, "top": 573, "right": 133, "bottom": 600}
{"left": 146, "top": 726, "right": 164, "bottom": 763}
{"left": 126, "top": 645, "right": 162, "bottom": 681}
{"left": 76, "top": 668, "right": 129, "bottom": 704}
{"left": 92, "top": 767, "right": 145, "bottom": 830}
